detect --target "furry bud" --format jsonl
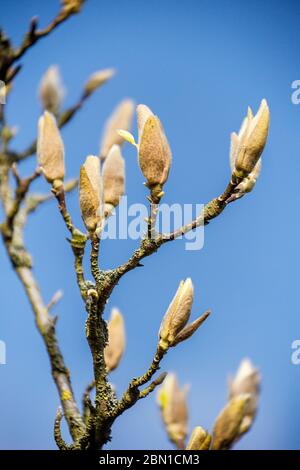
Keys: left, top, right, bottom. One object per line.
{"left": 211, "top": 394, "right": 250, "bottom": 450}
{"left": 37, "top": 111, "right": 65, "bottom": 184}
{"left": 157, "top": 373, "right": 188, "bottom": 448}
{"left": 137, "top": 104, "right": 153, "bottom": 141}
{"left": 100, "top": 99, "right": 134, "bottom": 159}
{"left": 137, "top": 105, "right": 172, "bottom": 201}
{"left": 39, "top": 65, "right": 64, "bottom": 114}
{"left": 229, "top": 358, "right": 260, "bottom": 435}
{"left": 79, "top": 155, "right": 103, "bottom": 232}
{"left": 104, "top": 308, "right": 125, "bottom": 373}
{"left": 159, "top": 279, "right": 194, "bottom": 350}
{"left": 102, "top": 145, "right": 125, "bottom": 216}
{"left": 84, "top": 68, "right": 115, "bottom": 96}
{"left": 232, "top": 99, "right": 269, "bottom": 178}
{"left": 186, "top": 426, "right": 211, "bottom": 450}
{"left": 171, "top": 310, "right": 210, "bottom": 347}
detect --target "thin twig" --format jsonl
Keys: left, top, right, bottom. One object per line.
{"left": 54, "top": 407, "right": 72, "bottom": 450}
{"left": 5, "top": 167, "right": 40, "bottom": 232}
{"left": 139, "top": 372, "right": 167, "bottom": 399}
{"left": 13, "top": 6, "right": 83, "bottom": 64}
{"left": 116, "top": 346, "right": 167, "bottom": 417}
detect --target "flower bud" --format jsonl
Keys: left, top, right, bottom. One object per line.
{"left": 137, "top": 104, "right": 172, "bottom": 201}
{"left": 79, "top": 155, "right": 103, "bottom": 232}
{"left": 100, "top": 99, "right": 134, "bottom": 159}
{"left": 229, "top": 358, "right": 260, "bottom": 435}
{"left": 157, "top": 373, "right": 188, "bottom": 448}
{"left": 84, "top": 68, "right": 115, "bottom": 97}
{"left": 159, "top": 279, "right": 194, "bottom": 350}
{"left": 37, "top": 111, "right": 65, "bottom": 184}
{"left": 104, "top": 308, "right": 125, "bottom": 373}
{"left": 102, "top": 145, "right": 125, "bottom": 216}
{"left": 211, "top": 394, "right": 250, "bottom": 450}
{"left": 186, "top": 426, "right": 211, "bottom": 450}
{"left": 226, "top": 159, "right": 261, "bottom": 203}
{"left": 137, "top": 104, "right": 153, "bottom": 141}
{"left": 171, "top": 310, "right": 210, "bottom": 347}
{"left": 232, "top": 99, "right": 269, "bottom": 178}
{"left": 39, "top": 65, "right": 64, "bottom": 114}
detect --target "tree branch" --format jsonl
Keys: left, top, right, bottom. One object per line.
{"left": 13, "top": 5, "right": 84, "bottom": 64}
{"left": 0, "top": 168, "right": 85, "bottom": 442}
{"left": 115, "top": 346, "right": 167, "bottom": 417}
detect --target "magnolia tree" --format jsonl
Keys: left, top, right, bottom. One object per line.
{"left": 0, "top": 1, "right": 268, "bottom": 450}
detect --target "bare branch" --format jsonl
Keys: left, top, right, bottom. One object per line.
{"left": 54, "top": 407, "right": 72, "bottom": 450}
{"left": 116, "top": 346, "right": 167, "bottom": 417}
{"left": 5, "top": 167, "right": 40, "bottom": 232}
{"left": 139, "top": 372, "right": 167, "bottom": 400}
{"left": 13, "top": 4, "right": 84, "bottom": 64}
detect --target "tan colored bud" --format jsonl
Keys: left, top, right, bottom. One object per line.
{"left": 171, "top": 310, "right": 211, "bottom": 347}
{"left": 137, "top": 104, "right": 153, "bottom": 141}
{"left": 186, "top": 426, "right": 211, "bottom": 450}
{"left": 232, "top": 99, "right": 269, "bottom": 178}
{"left": 102, "top": 145, "right": 125, "bottom": 216}
{"left": 159, "top": 279, "right": 194, "bottom": 350}
{"left": 39, "top": 65, "right": 65, "bottom": 114}
{"left": 37, "top": 111, "right": 65, "bottom": 184}
{"left": 211, "top": 394, "right": 250, "bottom": 450}
{"left": 84, "top": 68, "right": 115, "bottom": 96}
{"left": 61, "top": 0, "right": 84, "bottom": 13}
{"left": 79, "top": 155, "right": 103, "bottom": 232}
{"left": 226, "top": 159, "right": 261, "bottom": 203}
{"left": 100, "top": 99, "right": 134, "bottom": 159}
{"left": 104, "top": 308, "right": 125, "bottom": 373}
{"left": 157, "top": 373, "right": 188, "bottom": 447}
{"left": 138, "top": 108, "right": 172, "bottom": 201}
{"left": 229, "top": 358, "right": 260, "bottom": 434}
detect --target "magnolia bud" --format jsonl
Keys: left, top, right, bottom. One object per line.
{"left": 39, "top": 65, "right": 64, "bottom": 114}
{"left": 79, "top": 155, "right": 103, "bottom": 233}
{"left": 186, "top": 426, "right": 211, "bottom": 450}
{"left": 232, "top": 99, "right": 269, "bottom": 178}
{"left": 137, "top": 104, "right": 153, "bottom": 141}
{"left": 102, "top": 145, "right": 125, "bottom": 216}
{"left": 226, "top": 159, "right": 261, "bottom": 203}
{"left": 159, "top": 279, "right": 194, "bottom": 350}
{"left": 157, "top": 373, "right": 188, "bottom": 448}
{"left": 100, "top": 99, "right": 134, "bottom": 159}
{"left": 104, "top": 308, "right": 125, "bottom": 373}
{"left": 229, "top": 358, "right": 260, "bottom": 435}
{"left": 171, "top": 310, "right": 211, "bottom": 347}
{"left": 37, "top": 111, "right": 65, "bottom": 184}
{"left": 84, "top": 68, "right": 115, "bottom": 96}
{"left": 211, "top": 394, "right": 250, "bottom": 450}
{"left": 137, "top": 105, "right": 172, "bottom": 201}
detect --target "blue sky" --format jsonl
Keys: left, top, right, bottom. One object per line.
{"left": 0, "top": 0, "right": 300, "bottom": 450}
